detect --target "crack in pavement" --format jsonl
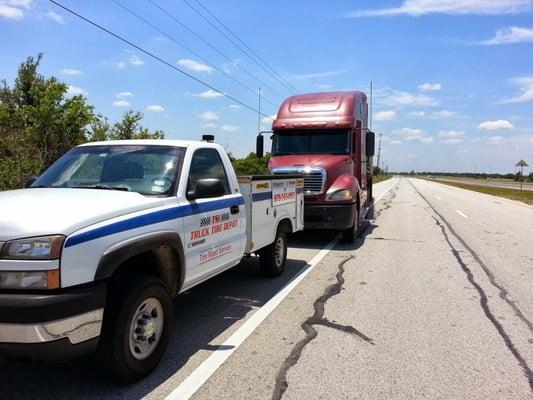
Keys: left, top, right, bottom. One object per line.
{"left": 271, "top": 256, "right": 374, "bottom": 400}
{"left": 409, "top": 180, "right": 533, "bottom": 391}
{"left": 409, "top": 180, "right": 533, "bottom": 334}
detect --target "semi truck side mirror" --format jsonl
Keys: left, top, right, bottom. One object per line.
{"left": 256, "top": 135, "right": 264, "bottom": 159}
{"left": 366, "top": 131, "right": 375, "bottom": 157}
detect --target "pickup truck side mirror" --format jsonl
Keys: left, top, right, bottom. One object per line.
{"left": 187, "top": 178, "right": 226, "bottom": 200}
{"left": 366, "top": 131, "right": 375, "bottom": 157}
{"left": 256, "top": 135, "right": 264, "bottom": 159}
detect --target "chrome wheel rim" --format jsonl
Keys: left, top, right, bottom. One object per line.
{"left": 129, "top": 297, "right": 164, "bottom": 360}
{"left": 275, "top": 236, "right": 285, "bottom": 267}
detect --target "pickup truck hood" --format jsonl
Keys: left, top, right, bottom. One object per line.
{"left": 0, "top": 188, "right": 166, "bottom": 241}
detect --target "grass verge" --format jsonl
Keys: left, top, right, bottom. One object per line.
{"left": 373, "top": 175, "right": 393, "bottom": 184}
{"left": 428, "top": 178, "right": 533, "bottom": 205}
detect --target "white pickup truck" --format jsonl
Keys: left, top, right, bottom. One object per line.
{"left": 0, "top": 138, "right": 303, "bottom": 381}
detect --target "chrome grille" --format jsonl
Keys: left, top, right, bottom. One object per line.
{"left": 271, "top": 167, "right": 326, "bottom": 194}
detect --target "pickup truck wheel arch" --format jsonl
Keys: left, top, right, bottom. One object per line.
{"left": 95, "top": 232, "right": 186, "bottom": 295}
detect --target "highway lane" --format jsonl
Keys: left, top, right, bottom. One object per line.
{"left": 0, "top": 180, "right": 393, "bottom": 400}
{"left": 190, "top": 177, "right": 532, "bottom": 400}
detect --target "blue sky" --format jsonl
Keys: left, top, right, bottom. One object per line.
{"left": 1, "top": 0, "right": 532, "bottom": 173}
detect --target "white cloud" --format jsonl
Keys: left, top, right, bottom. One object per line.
{"left": 67, "top": 85, "right": 88, "bottom": 96}
{"left": 500, "top": 77, "right": 533, "bottom": 103}
{"left": 146, "top": 104, "right": 165, "bottom": 113}
{"left": 0, "top": 4, "right": 23, "bottom": 19}
{"left": 478, "top": 120, "right": 514, "bottom": 131}
{"left": 202, "top": 123, "right": 218, "bottom": 129}
{"left": 314, "top": 84, "right": 333, "bottom": 89}
{"left": 221, "top": 125, "right": 240, "bottom": 132}
{"left": 129, "top": 55, "right": 144, "bottom": 66}
{"left": 431, "top": 110, "right": 455, "bottom": 119}
{"left": 374, "top": 110, "right": 397, "bottom": 121}
{"left": 418, "top": 82, "right": 442, "bottom": 91}
{"left": 437, "top": 130, "right": 465, "bottom": 138}
{"left": 291, "top": 69, "right": 349, "bottom": 80}
{"left": 178, "top": 59, "right": 213, "bottom": 74}
{"left": 385, "top": 91, "right": 438, "bottom": 107}
{"left": 401, "top": 128, "right": 434, "bottom": 143}
{"left": 409, "top": 111, "right": 426, "bottom": 117}
{"left": 193, "top": 89, "right": 224, "bottom": 99}
{"left": 114, "top": 61, "right": 126, "bottom": 69}
{"left": 262, "top": 114, "right": 277, "bottom": 124}
{"left": 117, "top": 91, "right": 133, "bottom": 98}
{"left": 197, "top": 111, "right": 219, "bottom": 121}
{"left": 440, "top": 138, "right": 464, "bottom": 144}
{"left": 345, "top": 0, "right": 531, "bottom": 17}
{"left": 45, "top": 11, "right": 64, "bottom": 24}
{"left": 61, "top": 68, "right": 82, "bottom": 76}
{"left": 390, "top": 140, "right": 402, "bottom": 144}
{"left": 2, "top": 0, "right": 32, "bottom": 8}
{"left": 488, "top": 135, "right": 505, "bottom": 144}
{"left": 113, "top": 100, "right": 131, "bottom": 108}
{"left": 480, "top": 26, "right": 533, "bottom": 45}
{"left": 229, "top": 104, "right": 240, "bottom": 111}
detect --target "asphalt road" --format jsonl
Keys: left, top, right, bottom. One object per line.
{"left": 1, "top": 177, "right": 532, "bottom": 400}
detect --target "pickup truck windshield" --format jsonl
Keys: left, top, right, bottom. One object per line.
{"left": 272, "top": 129, "right": 351, "bottom": 155}
{"left": 32, "top": 145, "right": 184, "bottom": 196}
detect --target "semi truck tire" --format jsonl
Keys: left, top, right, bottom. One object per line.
{"left": 368, "top": 182, "right": 373, "bottom": 205}
{"left": 97, "top": 274, "right": 172, "bottom": 382}
{"left": 259, "top": 229, "right": 288, "bottom": 277}
{"left": 342, "top": 209, "right": 360, "bottom": 243}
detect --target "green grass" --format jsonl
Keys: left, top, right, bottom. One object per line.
{"left": 428, "top": 178, "right": 533, "bottom": 205}
{"left": 373, "top": 175, "right": 393, "bottom": 184}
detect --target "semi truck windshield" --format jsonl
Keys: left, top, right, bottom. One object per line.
{"left": 272, "top": 129, "right": 350, "bottom": 155}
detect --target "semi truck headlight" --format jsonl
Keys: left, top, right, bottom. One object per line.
{"left": 1, "top": 235, "right": 65, "bottom": 260}
{"left": 0, "top": 270, "right": 60, "bottom": 289}
{"left": 327, "top": 189, "right": 352, "bottom": 201}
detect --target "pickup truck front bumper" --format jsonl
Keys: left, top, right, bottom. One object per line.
{"left": 304, "top": 203, "right": 357, "bottom": 230}
{"left": 0, "top": 282, "right": 106, "bottom": 363}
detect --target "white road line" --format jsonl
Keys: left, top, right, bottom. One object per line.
{"left": 435, "top": 195, "right": 442, "bottom": 201}
{"left": 456, "top": 210, "right": 468, "bottom": 218}
{"left": 164, "top": 182, "right": 396, "bottom": 400}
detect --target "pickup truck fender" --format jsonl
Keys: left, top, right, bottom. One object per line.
{"left": 94, "top": 231, "right": 186, "bottom": 295}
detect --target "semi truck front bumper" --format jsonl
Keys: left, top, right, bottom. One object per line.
{"left": 0, "top": 282, "right": 106, "bottom": 363}
{"left": 304, "top": 203, "right": 357, "bottom": 230}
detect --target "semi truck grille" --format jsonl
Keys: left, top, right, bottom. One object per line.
{"left": 271, "top": 167, "right": 326, "bottom": 194}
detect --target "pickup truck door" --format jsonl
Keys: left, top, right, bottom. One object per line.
{"left": 182, "top": 148, "right": 245, "bottom": 285}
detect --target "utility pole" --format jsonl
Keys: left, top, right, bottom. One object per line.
{"left": 369, "top": 81, "right": 373, "bottom": 132}
{"left": 257, "top": 87, "right": 261, "bottom": 136}
{"left": 376, "top": 133, "right": 382, "bottom": 172}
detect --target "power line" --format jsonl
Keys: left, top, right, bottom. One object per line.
{"left": 181, "top": 0, "right": 297, "bottom": 95}
{"left": 147, "top": 0, "right": 287, "bottom": 100}
{"left": 49, "top": 0, "right": 274, "bottom": 120}
{"left": 111, "top": 0, "right": 278, "bottom": 109}
{"left": 192, "top": 0, "right": 300, "bottom": 93}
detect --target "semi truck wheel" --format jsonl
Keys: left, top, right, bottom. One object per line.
{"left": 367, "top": 182, "right": 373, "bottom": 205}
{"left": 97, "top": 274, "right": 172, "bottom": 382}
{"left": 342, "top": 209, "right": 360, "bottom": 243}
{"left": 259, "top": 229, "right": 288, "bottom": 277}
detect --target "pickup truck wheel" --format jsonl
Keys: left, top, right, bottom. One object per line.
{"left": 342, "top": 209, "right": 360, "bottom": 243}
{"left": 259, "top": 230, "right": 287, "bottom": 277}
{"left": 97, "top": 275, "right": 172, "bottom": 382}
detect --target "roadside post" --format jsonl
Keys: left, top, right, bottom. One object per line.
{"left": 515, "top": 160, "right": 528, "bottom": 191}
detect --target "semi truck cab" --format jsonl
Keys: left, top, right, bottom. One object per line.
{"left": 266, "top": 91, "right": 375, "bottom": 242}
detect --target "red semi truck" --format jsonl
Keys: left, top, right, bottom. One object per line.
{"left": 257, "top": 91, "right": 375, "bottom": 242}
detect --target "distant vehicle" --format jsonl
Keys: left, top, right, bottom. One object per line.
{"left": 0, "top": 138, "right": 303, "bottom": 381}
{"left": 258, "top": 91, "right": 375, "bottom": 242}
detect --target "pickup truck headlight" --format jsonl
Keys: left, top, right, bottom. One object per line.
{"left": 1, "top": 235, "right": 65, "bottom": 260}
{"left": 0, "top": 270, "right": 60, "bottom": 289}
{"left": 327, "top": 189, "right": 352, "bottom": 201}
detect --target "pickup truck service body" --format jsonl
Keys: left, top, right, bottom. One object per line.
{"left": 0, "top": 139, "right": 303, "bottom": 380}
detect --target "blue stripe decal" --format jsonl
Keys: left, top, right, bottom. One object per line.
{"left": 252, "top": 192, "right": 272, "bottom": 202}
{"left": 65, "top": 196, "right": 244, "bottom": 248}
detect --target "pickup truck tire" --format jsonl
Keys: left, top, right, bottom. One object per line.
{"left": 97, "top": 274, "right": 172, "bottom": 382}
{"left": 342, "top": 209, "right": 360, "bottom": 243}
{"left": 259, "top": 230, "right": 287, "bottom": 277}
